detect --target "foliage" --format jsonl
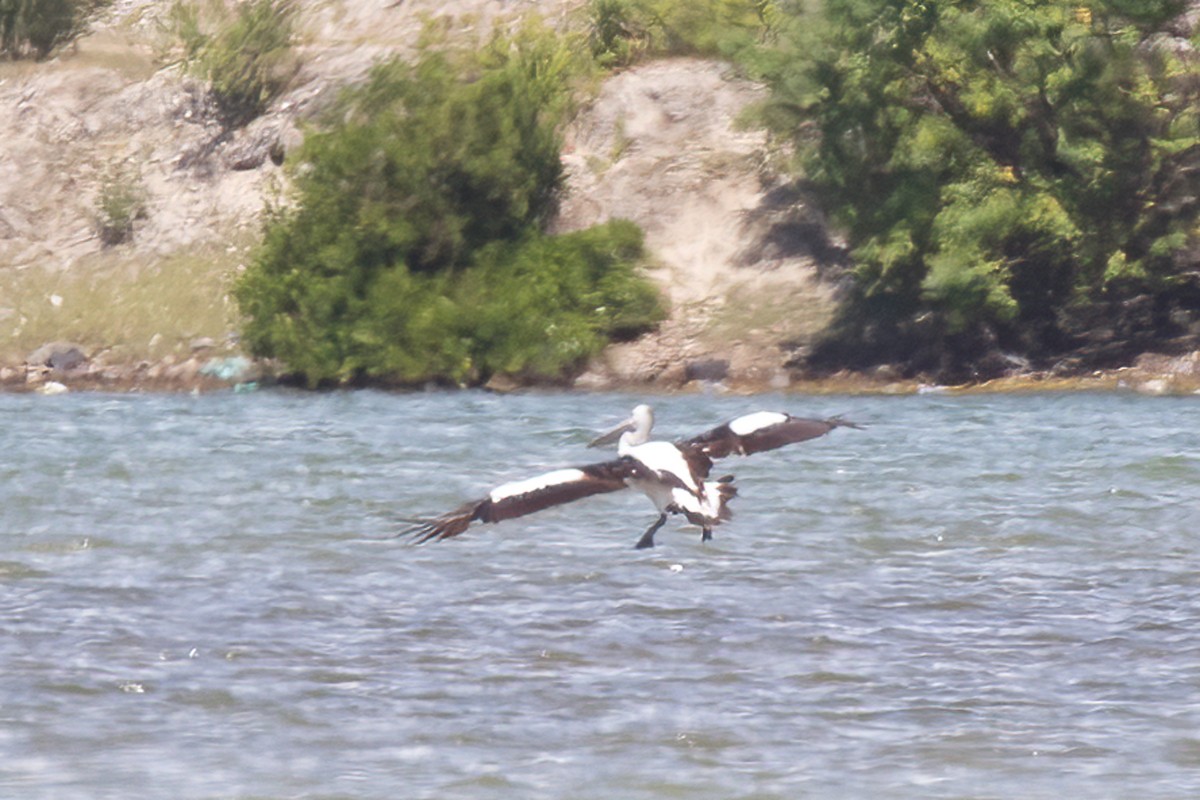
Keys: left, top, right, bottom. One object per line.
{"left": 756, "top": 0, "right": 1200, "bottom": 376}
{"left": 235, "top": 26, "right": 662, "bottom": 386}
{"left": 584, "top": 0, "right": 774, "bottom": 64}
{"left": 360, "top": 221, "right": 662, "bottom": 384}
{"left": 169, "top": 0, "right": 297, "bottom": 128}
{"left": 586, "top": 0, "right": 650, "bottom": 67}
{"left": 93, "top": 163, "right": 148, "bottom": 246}
{"left": 0, "top": 0, "right": 102, "bottom": 59}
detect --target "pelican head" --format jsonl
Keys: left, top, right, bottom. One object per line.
{"left": 589, "top": 404, "right": 655, "bottom": 451}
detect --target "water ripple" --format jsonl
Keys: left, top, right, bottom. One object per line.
{"left": 1, "top": 390, "right": 1198, "bottom": 798}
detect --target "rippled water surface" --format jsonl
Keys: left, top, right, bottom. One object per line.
{"left": 2, "top": 389, "right": 1198, "bottom": 798}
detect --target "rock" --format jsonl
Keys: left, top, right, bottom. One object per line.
{"left": 190, "top": 336, "right": 216, "bottom": 352}
{"left": 1137, "top": 378, "right": 1172, "bottom": 395}
{"left": 654, "top": 362, "right": 689, "bottom": 387}
{"left": 223, "top": 138, "right": 271, "bottom": 171}
{"left": 26, "top": 342, "right": 88, "bottom": 372}
{"left": 684, "top": 358, "right": 729, "bottom": 383}
{"left": 38, "top": 381, "right": 69, "bottom": 395}
{"left": 573, "top": 368, "right": 614, "bottom": 390}
{"left": 483, "top": 373, "right": 520, "bottom": 393}
{"left": 222, "top": 123, "right": 287, "bottom": 171}
{"left": 1051, "top": 357, "right": 1083, "bottom": 376}
{"left": 165, "top": 357, "right": 203, "bottom": 382}
{"left": 869, "top": 363, "right": 901, "bottom": 381}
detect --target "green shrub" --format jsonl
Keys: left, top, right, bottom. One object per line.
{"left": 354, "top": 221, "right": 662, "bottom": 384}
{"left": 93, "top": 163, "right": 148, "bottom": 246}
{"left": 169, "top": 0, "right": 297, "bottom": 127}
{"left": 586, "top": 0, "right": 649, "bottom": 67}
{"left": 457, "top": 221, "right": 663, "bottom": 380}
{"left": 235, "top": 25, "right": 662, "bottom": 387}
{"left": 1, "top": 0, "right": 97, "bottom": 59}
{"left": 584, "top": 0, "right": 770, "bottom": 64}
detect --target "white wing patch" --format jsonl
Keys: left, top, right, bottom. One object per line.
{"left": 628, "top": 441, "right": 702, "bottom": 492}
{"left": 490, "top": 468, "right": 589, "bottom": 502}
{"left": 728, "top": 411, "right": 788, "bottom": 436}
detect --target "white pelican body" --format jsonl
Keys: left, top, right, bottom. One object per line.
{"left": 599, "top": 405, "right": 735, "bottom": 547}
{"left": 404, "top": 404, "right": 859, "bottom": 549}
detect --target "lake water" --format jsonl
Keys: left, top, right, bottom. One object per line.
{"left": 1, "top": 389, "right": 1198, "bottom": 799}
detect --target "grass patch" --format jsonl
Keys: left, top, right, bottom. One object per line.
{"left": 93, "top": 162, "right": 148, "bottom": 246}
{"left": 168, "top": 0, "right": 299, "bottom": 128}
{"left": 0, "top": 236, "right": 250, "bottom": 364}
{"left": 700, "top": 281, "right": 834, "bottom": 348}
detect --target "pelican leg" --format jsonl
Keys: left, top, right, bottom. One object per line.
{"left": 701, "top": 527, "right": 713, "bottom": 543}
{"left": 635, "top": 513, "right": 668, "bottom": 549}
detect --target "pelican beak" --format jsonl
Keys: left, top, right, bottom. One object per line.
{"left": 588, "top": 417, "right": 633, "bottom": 448}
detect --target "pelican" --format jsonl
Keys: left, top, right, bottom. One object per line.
{"left": 403, "top": 404, "right": 861, "bottom": 549}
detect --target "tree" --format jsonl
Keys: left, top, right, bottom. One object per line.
{"left": 758, "top": 0, "right": 1200, "bottom": 378}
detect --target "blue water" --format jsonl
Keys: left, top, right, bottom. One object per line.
{"left": 1, "top": 389, "right": 1198, "bottom": 798}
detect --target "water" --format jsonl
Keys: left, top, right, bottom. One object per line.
{"left": 1, "top": 389, "right": 1197, "bottom": 799}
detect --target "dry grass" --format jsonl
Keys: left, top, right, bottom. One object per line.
{"left": 0, "top": 235, "right": 251, "bottom": 365}
{"left": 700, "top": 280, "right": 834, "bottom": 348}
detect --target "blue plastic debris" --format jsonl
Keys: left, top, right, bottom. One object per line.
{"left": 200, "top": 356, "right": 253, "bottom": 382}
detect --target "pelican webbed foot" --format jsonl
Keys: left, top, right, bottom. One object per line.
{"left": 635, "top": 513, "right": 668, "bottom": 549}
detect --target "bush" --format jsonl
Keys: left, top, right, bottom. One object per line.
{"left": 235, "top": 25, "right": 663, "bottom": 386}
{"left": 169, "top": 0, "right": 297, "bottom": 128}
{"left": 1, "top": 0, "right": 97, "bottom": 59}
{"left": 584, "top": 0, "right": 770, "bottom": 64}
{"left": 93, "top": 163, "right": 148, "bottom": 246}
{"left": 586, "top": 0, "right": 649, "bottom": 67}
{"left": 356, "top": 221, "right": 663, "bottom": 384}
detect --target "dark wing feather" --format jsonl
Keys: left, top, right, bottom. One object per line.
{"left": 402, "top": 500, "right": 484, "bottom": 543}
{"left": 402, "top": 458, "right": 637, "bottom": 543}
{"left": 683, "top": 413, "right": 862, "bottom": 459}
{"left": 675, "top": 447, "right": 715, "bottom": 486}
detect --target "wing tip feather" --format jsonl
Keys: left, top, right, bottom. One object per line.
{"left": 398, "top": 501, "right": 481, "bottom": 543}
{"left": 825, "top": 414, "right": 865, "bottom": 430}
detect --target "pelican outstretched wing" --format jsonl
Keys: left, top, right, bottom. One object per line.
{"left": 402, "top": 458, "right": 640, "bottom": 542}
{"left": 682, "top": 412, "right": 862, "bottom": 459}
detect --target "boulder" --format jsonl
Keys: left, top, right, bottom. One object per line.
{"left": 26, "top": 342, "right": 88, "bottom": 372}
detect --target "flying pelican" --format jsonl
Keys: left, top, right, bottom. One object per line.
{"left": 403, "top": 404, "right": 860, "bottom": 549}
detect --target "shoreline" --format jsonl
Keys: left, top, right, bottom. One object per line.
{"left": 4, "top": 349, "right": 1199, "bottom": 397}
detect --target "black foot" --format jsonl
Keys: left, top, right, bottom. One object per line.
{"left": 701, "top": 528, "right": 713, "bottom": 542}
{"left": 634, "top": 513, "right": 667, "bottom": 549}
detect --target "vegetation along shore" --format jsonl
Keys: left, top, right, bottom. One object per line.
{"left": 3, "top": 0, "right": 1199, "bottom": 394}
